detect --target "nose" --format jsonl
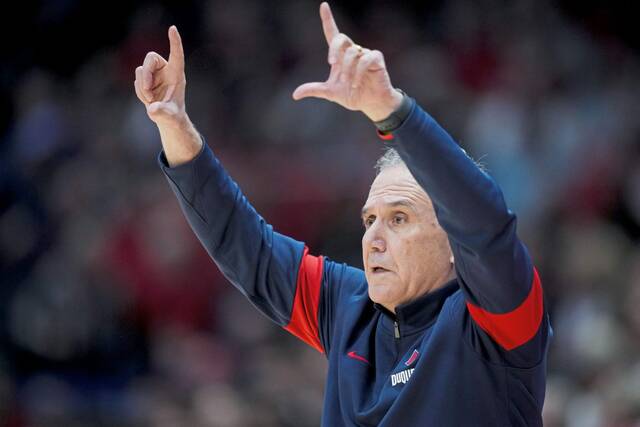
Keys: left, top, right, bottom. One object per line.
{"left": 363, "top": 223, "right": 386, "bottom": 253}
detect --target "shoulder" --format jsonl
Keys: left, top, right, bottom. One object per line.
{"left": 322, "top": 258, "right": 368, "bottom": 300}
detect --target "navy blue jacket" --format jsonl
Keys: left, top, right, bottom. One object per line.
{"left": 158, "top": 98, "right": 551, "bottom": 426}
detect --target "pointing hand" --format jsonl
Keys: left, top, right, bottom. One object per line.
{"left": 134, "top": 25, "right": 188, "bottom": 129}
{"left": 292, "top": 2, "right": 403, "bottom": 122}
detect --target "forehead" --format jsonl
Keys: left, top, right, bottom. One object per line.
{"left": 362, "top": 165, "right": 433, "bottom": 213}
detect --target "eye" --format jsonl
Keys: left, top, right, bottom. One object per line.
{"left": 392, "top": 213, "right": 407, "bottom": 225}
{"left": 363, "top": 216, "right": 375, "bottom": 228}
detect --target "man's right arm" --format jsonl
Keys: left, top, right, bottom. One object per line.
{"left": 134, "top": 25, "right": 353, "bottom": 356}
{"left": 157, "top": 129, "right": 314, "bottom": 352}
{"left": 156, "top": 124, "right": 362, "bottom": 356}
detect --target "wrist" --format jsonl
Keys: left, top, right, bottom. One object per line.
{"left": 156, "top": 111, "right": 191, "bottom": 132}
{"left": 366, "top": 89, "right": 404, "bottom": 122}
{"left": 157, "top": 116, "right": 203, "bottom": 168}
{"left": 372, "top": 89, "right": 412, "bottom": 133}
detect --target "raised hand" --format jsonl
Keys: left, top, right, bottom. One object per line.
{"left": 292, "top": 2, "right": 403, "bottom": 122}
{"left": 134, "top": 25, "right": 188, "bottom": 128}
{"left": 134, "top": 25, "right": 202, "bottom": 167}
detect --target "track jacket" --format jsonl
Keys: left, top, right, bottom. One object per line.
{"left": 157, "top": 97, "right": 551, "bottom": 426}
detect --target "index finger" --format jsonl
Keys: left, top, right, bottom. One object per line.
{"left": 320, "top": 2, "right": 339, "bottom": 46}
{"left": 168, "top": 25, "right": 185, "bottom": 69}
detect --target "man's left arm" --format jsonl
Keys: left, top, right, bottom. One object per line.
{"left": 293, "top": 2, "right": 548, "bottom": 367}
{"left": 389, "top": 97, "right": 549, "bottom": 367}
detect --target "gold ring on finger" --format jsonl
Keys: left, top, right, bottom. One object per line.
{"left": 354, "top": 44, "right": 364, "bottom": 56}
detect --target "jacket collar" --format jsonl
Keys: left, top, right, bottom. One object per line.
{"left": 373, "top": 278, "right": 460, "bottom": 337}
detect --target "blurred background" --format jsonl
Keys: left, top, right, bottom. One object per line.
{"left": 1, "top": 0, "right": 639, "bottom": 425}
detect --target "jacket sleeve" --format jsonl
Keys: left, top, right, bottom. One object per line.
{"left": 388, "top": 98, "right": 550, "bottom": 366}
{"left": 157, "top": 138, "right": 349, "bottom": 355}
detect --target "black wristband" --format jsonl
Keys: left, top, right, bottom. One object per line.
{"left": 373, "top": 89, "right": 413, "bottom": 133}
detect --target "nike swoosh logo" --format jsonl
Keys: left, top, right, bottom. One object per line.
{"left": 347, "top": 351, "right": 370, "bottom": 365}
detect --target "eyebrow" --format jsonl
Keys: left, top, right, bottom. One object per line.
{"left": 361, "top": 200, "right": 416, "bottom": 217}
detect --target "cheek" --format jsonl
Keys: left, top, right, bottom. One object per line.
{"left": 392, "top": 233, "right": 427, "bottom": 271}
{"left": 397, "top": 228, "right": 444, "bottom": 266}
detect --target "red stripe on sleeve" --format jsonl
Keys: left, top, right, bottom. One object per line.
{"left": 465, "top": 268, "right": 544, "bottom": 351}
{"left": 284, "top": 247, "right": 324, "bottom": 354}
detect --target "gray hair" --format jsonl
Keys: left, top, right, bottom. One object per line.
{"left": 374, "top": 146, "right": 488, "bottom": 176}
{"left": 374, "top": 147, "right": 404, "bottom": 175}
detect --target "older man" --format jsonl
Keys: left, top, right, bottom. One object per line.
{"left": 134, "top": 3, "right": 550, "bottom": 426}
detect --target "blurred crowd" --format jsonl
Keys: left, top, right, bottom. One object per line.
{"left": 1, "top": 0, "right": 639, "bottom": 426}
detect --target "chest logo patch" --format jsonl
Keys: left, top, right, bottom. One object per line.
{"left": 405, "top": 349, "right": 420, "bottom": 366}
{"left": 390, "top": 349, "right": 420, "bottom": 387}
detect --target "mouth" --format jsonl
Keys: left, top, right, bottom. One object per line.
{"left": 371, "top": 266, "right": 391, "bottom": 274}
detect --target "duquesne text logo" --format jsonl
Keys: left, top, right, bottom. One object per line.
{"left": 390, "top": 368, "right": 415, "bottom": 386}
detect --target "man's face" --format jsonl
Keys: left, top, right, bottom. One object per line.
{"left": 361, "top": 164, "right": 453, "bottom": 312}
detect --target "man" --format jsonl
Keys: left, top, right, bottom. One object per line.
{"left": 134, "top": 3, "right": 551, "bottom": 425}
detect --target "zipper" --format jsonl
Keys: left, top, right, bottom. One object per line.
{"left": 392, "top": 318, "right": 402, "bottom": 366}
{"left": 394, "top": 320, "right": 401, "bottom": 339}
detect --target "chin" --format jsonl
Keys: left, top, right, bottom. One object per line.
{"left": 366, "top": 279, "right": 398, "bottom": 306}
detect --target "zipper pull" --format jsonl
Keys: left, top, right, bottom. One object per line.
{"left": 394, "top": 321, "right": 400, "bottom": 339}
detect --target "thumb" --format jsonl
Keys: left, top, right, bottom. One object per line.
{"left": 292, "top": 82, "right": 331, "bottom": 101}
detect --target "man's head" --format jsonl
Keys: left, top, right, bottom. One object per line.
{"left": 361, "top": 148, "right": 455, "bottom": 313}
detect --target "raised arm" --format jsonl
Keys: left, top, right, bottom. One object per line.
{"left": 133, "top": 25, "right": 360, "bottom": 356}
{"left": 293, "top": 3, "right": 548, "bottom": 363}
{"left": 390, "top": 101, "right": 547, "bottom": 362}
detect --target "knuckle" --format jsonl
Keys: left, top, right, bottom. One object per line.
{"left": 337, "top": 33, "right": 351, "bottom": 45}
{"left": 144, "top": 52, "right": 159, "bottom": 64}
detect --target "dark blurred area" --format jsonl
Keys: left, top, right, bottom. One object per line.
{"left": 1, "top": 0, "right": 639, "bottom": 426}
